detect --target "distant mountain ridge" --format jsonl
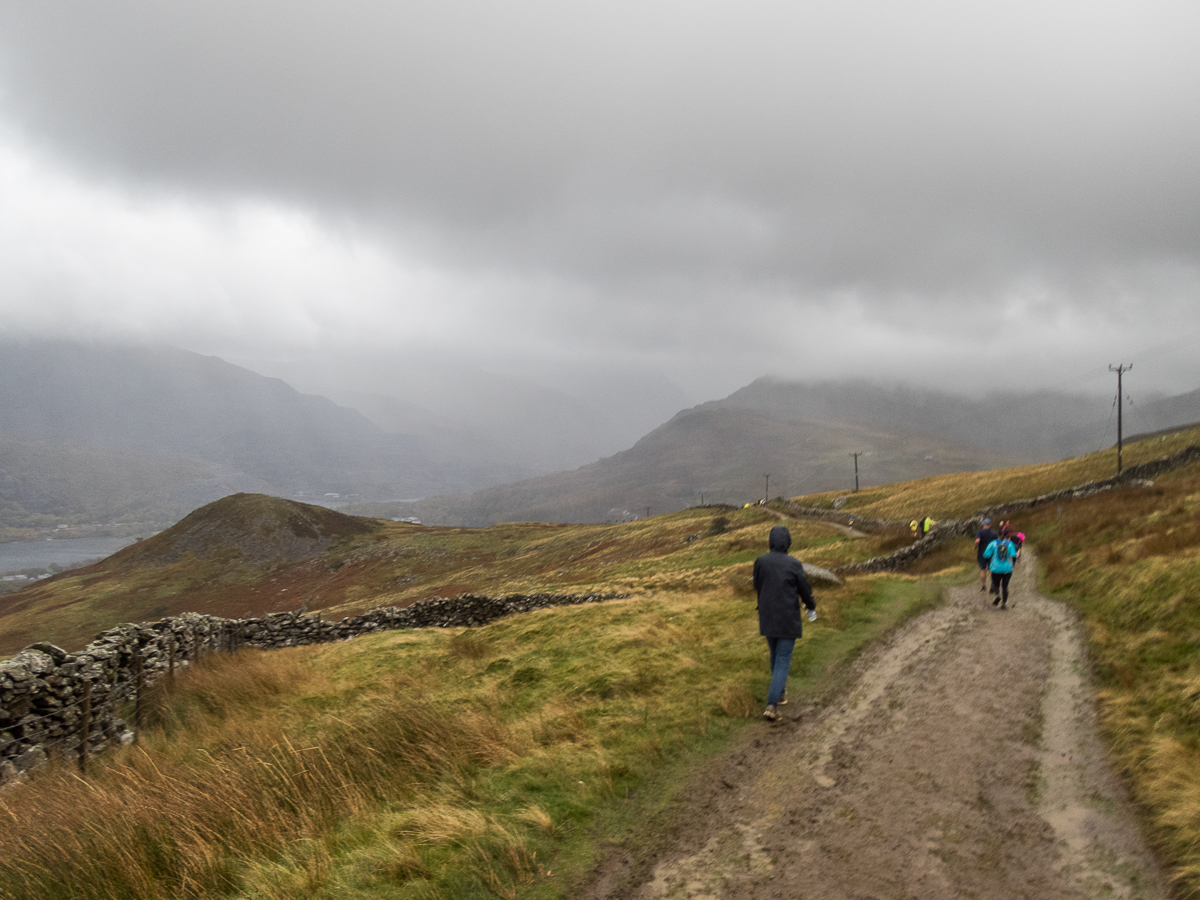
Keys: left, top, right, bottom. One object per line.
{"left": 0, "top": 340, "right": 450, "bottom": 537}
{"left": 710, "top": 378, "right": 1115, "bottom": 460}
{"left": 4, "top": 341, "right": 1198, "bottom": 536}
{"left": 1125, "top": 386, "right": 1200, "bottom": 440}
{"left": 361, "top": 377, "right": 1200, "bottom": 526}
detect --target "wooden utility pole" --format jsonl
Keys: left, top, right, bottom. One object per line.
{"left": 763, "top": 474, "right": 770, "bottom": 502}
{"left": 849, "top": 451, "right": 863, "bottom": 491}
{"left": 1109, "top": 364, "right": 1132, "bottom": 475}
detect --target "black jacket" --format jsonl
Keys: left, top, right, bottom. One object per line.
{"left": 753, "top": 525, "right": 815, "bottom": 639}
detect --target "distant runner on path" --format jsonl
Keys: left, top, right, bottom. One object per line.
{"left": 983, "top": 529, "right": 1019, "bottom": 608}
{"left": 975, "top": 518, "right": 999, "bottom": 592}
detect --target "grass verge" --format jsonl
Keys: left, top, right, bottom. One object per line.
{"left": 1029, "top": 463, "right": 1200, "bottom": 897}
{"left": 0, "top": 574, "right": 939, "bottom": 899}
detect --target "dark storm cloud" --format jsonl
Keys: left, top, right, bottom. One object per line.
{"left": 0, "top": 0, "right": 1198, "bottom": 400}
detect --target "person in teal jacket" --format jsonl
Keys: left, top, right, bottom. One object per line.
{"left": 983, "top": 532, "right": 1019, "bottom": 609}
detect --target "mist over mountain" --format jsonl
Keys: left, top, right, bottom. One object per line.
{"left": 1125, "top": 387, "right": 1200, "bottom": 439}
{"left": 353, "top": 403, "right": 1018, "bottom": 527}
{"left": 0, "top": 341, "right": 459, "bottom": 536}
{"left": 364, "top": 376, "right": 1200, "bottom": 527}
{"left": 240, "top": 350, "right": 694, "bottom": 477}
{"left": 709, "top": 378, "right": 1122, "bottom": 461}
{"left": 4, "top": 340, "right": 1197, "bottom": 539}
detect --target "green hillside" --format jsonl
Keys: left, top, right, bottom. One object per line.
{"left": 0, "top": 492, "right": 888, "bottom": 657}
{"left": 796, "top": 422, "right": 1200, "bottom": 519}
{"left": 3, "top": 427, "right": 1200, "bottom": 897}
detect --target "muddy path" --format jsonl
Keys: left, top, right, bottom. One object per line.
{"left": 581, "top": 552, "right": 1169, "bottom": 899}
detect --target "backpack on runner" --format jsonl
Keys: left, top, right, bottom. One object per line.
{"left": 996, "top": 540, "right": 1010, "bottom": 563}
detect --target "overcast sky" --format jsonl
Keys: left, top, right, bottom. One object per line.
{"left": 1, "top": 1, "right": 1198, "bottom": 412}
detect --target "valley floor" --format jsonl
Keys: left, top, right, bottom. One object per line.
{"left": 581, "top": 552, "right": 1169, "bottom": 899}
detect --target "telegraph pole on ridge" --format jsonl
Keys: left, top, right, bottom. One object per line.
{"left": 1109, "top": 363, "right": 1132, "bottom": 475}
{"left": 849, "top": 451, "right": 863, "bottom": 492}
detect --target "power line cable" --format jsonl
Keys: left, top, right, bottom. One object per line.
{"left": 984, "top": 326, "right": 1200, "bottom": 416}
{"left": 1097, "top": 395, "right": 1117, "bottom": 453}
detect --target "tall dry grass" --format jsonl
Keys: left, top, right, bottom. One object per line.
{"left": 0, "top": 649, "right": 522, "bottom": 900}
{"left": 0, "top": 561, "right": 936, "bottom": 898}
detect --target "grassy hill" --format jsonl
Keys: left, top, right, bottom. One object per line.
{"left": 795, "top": 421, "right": 1200, "bottom": 519}
{"left": 0, "top": 490, "right": 891, "bottom": 658}
{"left": 3, "top": 426, "right": 1200, "bottom": 897}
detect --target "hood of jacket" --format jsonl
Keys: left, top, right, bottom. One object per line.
{"left": 768, "top": 525, "right": 792, "bottom": 552}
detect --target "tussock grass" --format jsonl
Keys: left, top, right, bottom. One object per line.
{"left": 0, "top": 553, "right": 932, "bottom": 898}
{"left": 1020, "top": 458, "right": 1200, "bottom": 897}
{"left": 0, "top": 649, "right": 516, "bottom": 899}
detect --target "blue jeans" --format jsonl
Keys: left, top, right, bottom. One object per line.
{"left": 766, "top": 637, "right": 795, "bottom": 705}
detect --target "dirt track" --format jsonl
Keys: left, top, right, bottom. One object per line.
{"left": 582, "top": 552, "right": 1169, "bottom": 899}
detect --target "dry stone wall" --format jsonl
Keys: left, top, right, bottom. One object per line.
{"left": 782, "top": 442, "right": 1200, "bottom": 575}
{"left": 0, "top": 591, "right": 625, "bottom": 785}
{"left": 8, "top": 444, "right": 1196, "bottom": 786}
{"left": 769, "top": 500, "right": 974, "bottom": 574}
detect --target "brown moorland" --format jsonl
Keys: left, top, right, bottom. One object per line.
{"left": 4, "top": 426, "right": 1200, "bottom": 898}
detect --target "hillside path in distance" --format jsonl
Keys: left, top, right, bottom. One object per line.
{"left": 581, "top": 551, "right": 1168, "bottom": 899}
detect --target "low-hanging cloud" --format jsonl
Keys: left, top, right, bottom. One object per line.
{"left": 0, "top": 0, "right": 1198, "bottom": 407}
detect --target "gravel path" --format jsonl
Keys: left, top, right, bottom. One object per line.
{"left": 582, "top": 551, "right": 1168, "bottom": 899}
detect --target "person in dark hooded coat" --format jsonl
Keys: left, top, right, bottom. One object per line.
{"left": 752, "top": 525, "right": 816, "bottom": 721}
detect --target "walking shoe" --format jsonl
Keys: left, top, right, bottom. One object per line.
{"left": 980, "top": 585, "right": 986, "bottom": 592}
{"left": 1000, "top": 603, "right": 1008, "bottom": 610}
{"left": 778, "top": 692, "right": 788, "bottom": 705}
{"left": 992, "top": 596, "right": 1000, "bottom": 607}
{"left": 762, "top": 705, "right": 778, "bottom": 722}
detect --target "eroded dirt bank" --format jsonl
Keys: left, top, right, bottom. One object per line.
{"left": 582, "top": 552, "right": 1168, "bottom": 899}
